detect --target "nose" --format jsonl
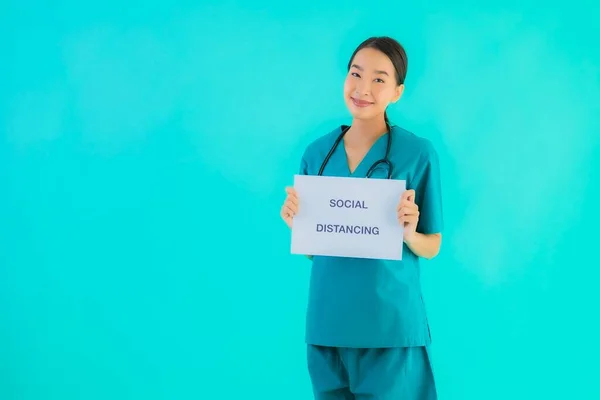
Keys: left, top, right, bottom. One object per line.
{"left": 355, "top": 80, "right": 371, "bottom": 96}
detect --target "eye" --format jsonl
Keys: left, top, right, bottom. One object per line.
{"left": 351, "top": 72, "right": 361, "bottom": 78}
{"left": 375, "top": 78, "right": 385, "bottom": 83}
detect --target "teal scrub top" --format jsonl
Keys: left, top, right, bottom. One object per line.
{"left": 298, "top": 124, "right": 444, "bottom": 348}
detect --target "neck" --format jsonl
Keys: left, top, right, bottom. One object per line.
{"left": 345, "top": 117, "right": 389, "bottom": 147}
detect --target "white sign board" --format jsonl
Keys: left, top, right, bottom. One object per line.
{"left": 291, "top": 175, "right": 406, "bottom": 260}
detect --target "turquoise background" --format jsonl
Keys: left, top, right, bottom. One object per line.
{"left": 2, "top": 1, "right": 599, "bottom": 399}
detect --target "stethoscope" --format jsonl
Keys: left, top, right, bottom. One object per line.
{"left": 318, "top": 122, "right": 393, "bottom": 179}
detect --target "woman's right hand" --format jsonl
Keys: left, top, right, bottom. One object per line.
{"left": 280, "top": 186, "right": 299, "bottom": 229}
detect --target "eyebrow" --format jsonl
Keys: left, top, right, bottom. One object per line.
{"left": 351, "top": 64, "right": 389, "bottom": 76}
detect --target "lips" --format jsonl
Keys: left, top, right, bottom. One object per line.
{"left": 351, "top": 97, "right": 374, "bottom": 107}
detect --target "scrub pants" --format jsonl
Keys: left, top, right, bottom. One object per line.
{"left": 307, "top": 345, "right": 437, "bottom": 400}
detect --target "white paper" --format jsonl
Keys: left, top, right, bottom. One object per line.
{"left": 291, "top": 175, "right": 406, "bottom": 260}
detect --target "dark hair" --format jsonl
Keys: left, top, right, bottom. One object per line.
{"left": 347, "top": 36, "right": 408, "bottom": 127}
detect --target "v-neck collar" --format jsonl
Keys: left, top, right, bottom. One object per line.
{"left": 338, "top": 128, "right": 389, "bottom": 178}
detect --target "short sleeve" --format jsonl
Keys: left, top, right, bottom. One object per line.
{"left": 299, "top": 154, "right": 309, "bottom": 175}
{"left": 414, "top": 141, "right": 444, "bottom": 234}
{"left": 298, "top": 145, "right": 312, "bottom": 175}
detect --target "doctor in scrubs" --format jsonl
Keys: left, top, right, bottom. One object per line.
{"left": 280, "top": 36, "right": 444, "bottom": 400}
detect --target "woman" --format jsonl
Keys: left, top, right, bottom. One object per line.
{"left": 280, "top": 36, "right": 444, "bottom": 400}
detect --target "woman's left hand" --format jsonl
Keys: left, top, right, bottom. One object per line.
{"left": 397, "top": 189, "right": 419, "bottom": 241}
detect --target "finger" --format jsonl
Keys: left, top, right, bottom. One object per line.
{"left": 397, "top": 201, "right": 407, "bottom": 212}
{"left": 285, "top": 186, "right": 298, "bottom": 198}
{"left": 397, "top": 200, "right": 418, "bottom": 211}
{"left": 401, "top": 189, "right": 416, "bottom": 202}
{"left": 398, "top": 207, "right": 419, "bottom": 216}
{"left": 399, "top": 215, "right": 418, "bottom": 224}
{"left": 283, "top": 204, "right": 297, "bottom": 217}
{"left": 404, "top": 207, "right": 419, "bottom": 215}
{"left": 281, "top": 203, "right": 294, "bottom": 216}
{"left": 285, "top": 200, "right": 298, "bottom": 213}
{"left": 286, "top": 195, "right": 299, "bottom": 208}
{"left": 397, "top": 196, "right": 417, "bottom": 210}
{"left": 285, "top": 188, "right": 299, "bottom": 206}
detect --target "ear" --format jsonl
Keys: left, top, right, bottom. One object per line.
{"left": 392, "top": 84, "right": 405, "bottom": 103}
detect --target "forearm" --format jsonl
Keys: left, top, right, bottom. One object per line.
{"left": 404, "top": 232, "right": 442, "bottom": 259}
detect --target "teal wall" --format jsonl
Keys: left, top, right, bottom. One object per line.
{"left": 2, "top": 1, "right": 599, "bottom": 399}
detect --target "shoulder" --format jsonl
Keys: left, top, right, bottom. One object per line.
{"left": 390, "top": 125, "right": 437, "bottom": 159}
{"left": 297, "top": 125, "right": 343, "bottom": 176}
{"left": 389, "top": 124, "right": 440, "bottom": 170}
{"left": 301, "top": 126, "right": 342, "bottom": 161}
{"left": 388, "top": 125, "right": 441, "bottom": 187}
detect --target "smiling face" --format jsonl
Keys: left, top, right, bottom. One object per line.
{"left": 343, "top": 47, "right": 404, "bottom": 121}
